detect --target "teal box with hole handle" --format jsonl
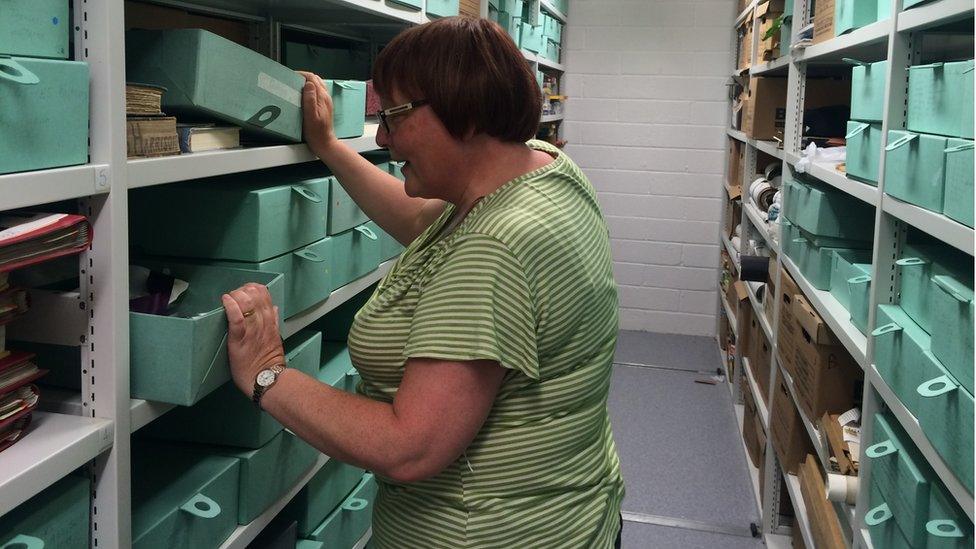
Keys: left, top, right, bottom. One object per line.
{"left": 782, "top": 176, "right": 874, "bottom": 240}
{"left": 132, "top": 444, "right": 241, "bottom": 549}
{"left": 784, "top": 227, "right": 870, "bottom": 291}
{"left": 144, "top": 331, "right": 321, "bottom": 449}
{"left": 846, "top": 121, "right": 883, "bottom": 184}
{"left": 896, "top": 242, "right": 970, "bottom": 336}
{"left": 366, "top": 221, "right": 403, "bottom": 263}
{"left": 915, "top": 363, "right": 975, "bottom": 493}
{"left": 0, "top": 475, "right": 89, "bottom": 549}
{"left": 846, "top": 263, "right": 872, "bottom": 335}
{"left": 129, "top": 168, "right": 330, "bottom": 262}
{"left": 867, "top": 483, "right": 913, "bottom": 549}
{"left": 848, "top": 59, "right": 887, "bottom": 123}
{"left": 0, "top": 57, "right": 88, "bottom": 175}
{"left": 521, "top": 22, "right": 545, "bottom": 53}
{"left": 943, "top": 139, "right": 974, "bottom": 227}
{"left": 201, "top": 236, "right": 333, "bottom": 319}
{"left": 0, "top": 1, "right": 69, "bottom": 59}
{"left": 318, "top": 342, "right": 360, "bottom": 393}
{"left": 328, "top": 178, "right": 369, "bottom": 236}
{"left": 125, "top": 29, "right": 305, "bottom": 143}
{"left": 907, "top": 60, "right": 975, "bottom": 139}
{"left": 287, "top": 457, "right": 366, "bottom": 537}
{"left": 835, "top": 0, "right": 879, "bottom": 36}
{"left": 924, "top": 481, "right": 975, "bottom": 547}
{"left": 331, "top": 224, "right": 382, "bottom": 289}
{"left": 129, "top": 261, "right": 285, "bottom": 406}
{"left": 871, "top": 304, "right": 939, "bottom": 414}
{"left": 325, "top": 80, "right": 366, "bottom": 139}
{"left": 544, "top": 40, "right": 561, "bottom": 63}
{"left": 929, "top": 274, "right": 974, "bottom": 394}
{"left": 884, "top": 130, "right": 949, "bottom": 214}
{"left": 829, "top": 249, "right": 872, "bottom": 311}
{"left": 302, "top": 473, "right": 378, "bottom": 547}
{"left": 498, "top": 11, "right": 522, "bottom": 44}
{"left": 865, "top": 413, "right": 935, "bottom": 547}
{"left": 426, "top": 0, "right": 459, "bottom": 17}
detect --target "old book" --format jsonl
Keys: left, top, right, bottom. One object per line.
{"left": 177, "top": 124, "right": 241, "bottom": 153}
{"left": 126, "top": 83, "right": 166, "bottom": 116}
{"left": 127, "top": 116, "right": 181, "bottom": 158}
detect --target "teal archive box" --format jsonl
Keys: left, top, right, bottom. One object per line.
{"left": 884, "top": 130, "right": 949, "bottom": 214}
{"left": 318, "top": 342, "right": 359, "bottom": 393}
{"left": 125, "top": 29, "right": 305, "bottom": 142}
{"left": 0, "top": 0, "right": 68, "bottom": 59}
{"left": 426, "top": 0, "right": 459, "bottom": 17}
{"left": 328, "top": 178, "right": 369, "bottom": 236}
{"left": 325, "top": 80, "right": 366, "bottom": 139}
{"left": 915, "top": 369, "right": 975, "bottom": 493}
{"left": 907, "top": 60, "right": 975, "bottom": 139}
{"left": 835, "top": 0, "right": 879, "bottom": 36}
{"left": 544, "top": 40, "right": 561, "bottom": 63}
{"left": 303, "top": 474, "right": 378, "bottom": 547}
{"left": 785, "top": 229, "right": 869, "bottom": 290}
{"left": 497, "top": 11, "right": 522, "bottom": 44}
{"left": 929, "top": 274, "right": 974, "bottom": 394}
{"left": 846, "top": 121, "right": 882, "bottom": 184}
{"left": 521, "top": 22, "right": 545, "bottom": 53}
{"left": 828, "top": 249, "right": 872, "bottom": 311}
{"left": 847, "top": 266, "right": 872, "bottom": 335}
{"left": 331, "top": 224, "right": 382, "bottom": 289}
{"left": 204, "top": 236, "right": 334, "bottom": 319}
{"left": 144, "top": 331, "right": 321, "bottom": 449}
{"left": 129, "top": 261, "right": 285, "bottom": 406}
{"left": 132, "top": 446, "right": 241, "bottom": 549}
{"left": 896, "top": 242, "right": 970, "bottom": 336}
{"left": 925, "top": 482, "right": 975, "bottom": 547}
{"left": 866, "top": 484, "right": 913, "bottom": 549}
{"left": 849, "top": 59, "right": 887, "bottom": 123}
{"left": 129, "top": 169, "right": 330, "bottom": 262}
{"left": 0, "top": 475, "right": 89, "bottom": 549}
{"left": 782, "top": 176, "right": 874, "bottom": 240}
{"left": 0, "top": 57, "right": 88, "bottom": 175}
{"left": 866, "top": 413, "right": 934, "bottom": 547}
{"left": 367, "top": 221, "right": 404, "bottom": 262}
{"left": 290, "top": 458, "right": 366, "bottom": 537}
{"left": 943, "top": 139, "right": 975, "bottom": 227}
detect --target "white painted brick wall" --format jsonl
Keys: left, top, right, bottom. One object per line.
{"left": 564, "top": 0, "right": 735, "bottom": 336}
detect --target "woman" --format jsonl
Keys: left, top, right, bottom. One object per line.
{"left": 222, "top": 16, "right": 623, "bottom": 548}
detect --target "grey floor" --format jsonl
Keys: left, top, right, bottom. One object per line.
{"left": 609, "top": 330, "right": 766, "bottom": 548}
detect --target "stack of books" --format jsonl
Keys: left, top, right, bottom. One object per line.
{"left": 125, "top": 83, "right": 181, "bottom": 158}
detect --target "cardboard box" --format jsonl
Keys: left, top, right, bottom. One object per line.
{"left": 776, "top": 268, "right": 802, "bottom": 377}
{"left": 743, "top": 77, "right": 788, "bottom": 140}
{"left": 798, "top": 454, "right": 847, "bottom": 549}
{"left": 728, "top": 139, "right": 745, "bottom": 191}
{"left": 742, "top": 381, "right": 763, "bottom": 468}
{"left": 764, "top": 254, "right": 778, "bottom": 322}
{"left": 789, "top": 294, "right": 863, "bottom": 421}
{"left": 725, "top": 199, "right": 743, "bottom": 239}
{"left": 770, "top": 377, "right": 810, "bottom": 474}
{"left": 813, "top": 0, "right": 836, "bottom": 45}
{"left": 727, "top": 280, "right": 749, "bottom": 323}
{"left": 752, "top": 330, "right": 773, "bottom": 405}
{"left": 756, "top": 1, "right": 784, "bottom": 62}
{"left": 739, "top": 298, "right": 755, "bottom": 365}
{"left": 737, "top": 14, "right": 754, "bottom": 71}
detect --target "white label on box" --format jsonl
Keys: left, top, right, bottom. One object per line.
{"left": 258, "top": 73, "right": 301, "bottom": 107}
{"left": 838, "top": 407, "right": 860, "bottom": 427}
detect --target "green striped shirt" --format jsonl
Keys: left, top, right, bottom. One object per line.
{"left": 348, "top": 140, "right": 624, "bottom": 548}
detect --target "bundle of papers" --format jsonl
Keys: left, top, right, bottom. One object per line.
{"left": 126, "top": 83, "right": 166, "bottom": 116}
{"left": 0, "top": 213, "right": 92, "bottom": 273}
{"left": 0, "top": 352, "right": 45, "bottom": 453}
{"left": 0, "top": 413, "right": 31, "bottom": 453}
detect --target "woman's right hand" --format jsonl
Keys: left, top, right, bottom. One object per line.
{"left": 297, "top": 71, "right": 338, "bottom": 157}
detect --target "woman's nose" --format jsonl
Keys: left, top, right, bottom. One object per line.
{"left": 375, "top": 124, "right": 389, "bottom": 148}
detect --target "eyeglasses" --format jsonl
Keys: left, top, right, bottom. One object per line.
{"left": 376, "top": 99, "right": 428, "bottom": 133}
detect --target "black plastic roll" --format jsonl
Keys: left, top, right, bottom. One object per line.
{"left": 740, "top": 255, "right": 770, "bottom": 282}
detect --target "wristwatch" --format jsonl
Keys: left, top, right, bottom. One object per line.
{"left": 252, "top": 363, "right": 287, "bottom": 408}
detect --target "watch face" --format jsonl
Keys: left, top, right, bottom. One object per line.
{"left": 256, "top": 369, "right": 277, "bottom": 387}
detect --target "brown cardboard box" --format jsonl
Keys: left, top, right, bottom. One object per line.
{"left": 798, "top": 454, "right": 847, "bottom": 549}
{"left": 752, "top": 331, "right": 773, "bottom": 405}
{"left": 742, "top": 77, "right": 788, "bottom": 140}
{"left": 719, "top": 313, "right": 730, "bottom": 352}
{"left": 124, "top": 1, "right": 251, "bottom": 46}
{"left": 739, "top": 0, "right": 752, "bottom": 14}
{"left": 756, "top": 1, "right": 783, "bottom": 61}
{"left": 777, "top": 269, "right": 802, "bottom": 377}
{"left": 813, "top": 0, "right": 836, "bottom": 45}
{"left": 737, "top": 14, "right": 754, "bottom": 71}
{"left": 727, "top": 280, "right": 749, "bottom": 325}
{"left": 742, "top": 380, "right": 763, "bottom": 468}
{"left": 764, "top": 254, "right": 778, "bottom": 322}
{"left": 739, "top": 295, "right": 755, "bottom": 363}
{"left": 770, "top": 377, "right": 810, "bottom": 474}
{"left": 728, "top": 139, "right": 745, "bottom": 192}
{"left": 725, "top": 199, "right": 743, "bottom": 239}
{"left": 790, "top": 295, "right": 864, "bottom": 421}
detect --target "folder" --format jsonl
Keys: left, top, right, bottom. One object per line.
{"left": 0, "top": 413, "right": 31, "bottom": 453}
{"left": 0, "top": 351, "right": 45, "bottom": 453}
{"left": 0, "top": 213, "right": 92, "bottom": 274}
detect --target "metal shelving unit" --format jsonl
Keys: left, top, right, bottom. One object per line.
{"left": 721, "top": 0, "right": 975, "bottom": 546}
{"left": 743, "top": 357, "right": 770, "bottom": 429}
{"left": 782, "top": 472, "right": 818, "bottom": 549}
{"left": 0, "top": 164, "right": 112, "bottom": 211}
{"left": 540, "top": 113, "right": 564, "bottom": 123}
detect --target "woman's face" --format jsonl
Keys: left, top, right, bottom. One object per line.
{"left": 375, "top": 89, "right": 461, "bottom": 202}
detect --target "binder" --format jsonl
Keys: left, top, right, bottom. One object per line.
{"left": 0, "top": 213, "right": 92, "bottom": 273}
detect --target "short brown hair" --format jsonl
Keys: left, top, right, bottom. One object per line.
{"left": 372, "top": 17, "right": 542, "bottom": 143}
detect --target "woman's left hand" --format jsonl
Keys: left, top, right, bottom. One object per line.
{"left": 222, "top": 283, "right": 286, "bottom": 397}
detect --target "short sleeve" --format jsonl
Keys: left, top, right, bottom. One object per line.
{"left": 403, "top": 233, "right": 539, "bottom": 380}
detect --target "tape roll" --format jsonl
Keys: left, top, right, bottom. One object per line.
{"left": 764, "top": 162, "right": 782, "bottom": 180}
{"left": 740, "top": 255, "right": 769, "bottom": 282}
{"left": 825, "top": 473, "right": 859, "bottom": 505}
{"left": 756, "top": 187, "right": 778, "bottom": 212}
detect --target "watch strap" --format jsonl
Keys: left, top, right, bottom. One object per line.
{"left": 252, "top": 363, "right": 287, "bottom": 408}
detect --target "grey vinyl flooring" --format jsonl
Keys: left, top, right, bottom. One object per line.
{"left": 610, "top": 330, "right": 765, "bottom": 548}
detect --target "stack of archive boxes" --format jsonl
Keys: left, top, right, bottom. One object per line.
{"left": 845, "top": 59, "right": 887, "bottom": 185}
{"left": 0, "top": 474, "right": 90, "bottom": 548}
{"left": 884, "top": 59, "right": 974, "bottom": 228}
{"left": 488, "top": 0, "right": 564, "bottom": 63}
{"left": 1, "top": 0, "right": 89, "bottom": 175}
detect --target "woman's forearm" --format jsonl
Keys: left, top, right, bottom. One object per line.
{"left": 315, "top": 140, "right": 441, "bottom": 245}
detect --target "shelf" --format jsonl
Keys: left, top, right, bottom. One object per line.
{"left": 727, "top": 128, "right": 748, "bottom": 143}
{"left": 540, "top": 0, "right": 567, "bottom": 23}
{"left": 130, "top": 399, "right": 177, "bottom": 433}
{"left": 751, "top": 55, "right": 792, "bottom": 76}
{"left": 540, "top": 113, "right": 564, "bottom": 123}
{"left": 866, "top": 364, "right": 974, "bottom": 520}
{"left": 777, "top": 362, "right": 831, "bottom": 469}
{"left": 743, "top": 357, "right": 770, "bottom": 430}
{"left": 722, "top": 293, "right": 739, "bottom": 335}
{"left": 744, "top": 202, "right": 780, "bottom": 255}
{"left": 220, "top": 453, "right": 330, "bottom": 549}
{"left": 857, "top": 527, "right": 874, "bottom": 549}
{"left": 755, "top": 139, "right": 784, "bottom": 159}
{"left": 0, "top": 412, "right": 114, "bottom": 517}
{"left": 352, "top": 528, "right": 373, "bottom": 549}
{"left": 128, "top": 125, "right": 380, "bottom": 188}
{"left": 784, "top": 153, "right": 880, "bottom": 207}
{"left": 881, "top": 195, "right": 974, "bottom": 257}
{"left": 792, "top": 19, "right": 890, "bottom": 64}
{"left": 736, "top": 0, "right": 757, "bottom": 26}
{"left": 524, "top": 50, "right": 565, "bottom": 71}
{"left": 746, "top": 281, "right": 774, "bottom": 341}
{"left": 733, "top": 403, "right": 764, "bottom": 512}
{"left": 169, "top": 0, "right": 426, "bottom": 28}
{"left": 764, "top": 533, "right": 794, "bottom": 549}
{"left": 781, "top": 257, "right": 869, "bottom": 369}
{"left": 0, "top": 164, "right": 111, "bottom": 211}
{"left": 723, "top": 235, "right": 741, "bottom": 268}
{"left": 782, "top": 473, "right": 818, "bottom": 549}
{"left": 282, "top": 258, "right": 395, "bottom": 338}
{"left": 897, "top": 0, "right": 974, "bottom": 32}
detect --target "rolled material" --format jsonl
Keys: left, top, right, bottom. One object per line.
{"left": 740, "top": 255, "right": 770, "bottom": 282}
{"left": 764, "top": 162, "right": 782, "bottom": 180}
{"left": 825, "top": 473, "right": 859, "bottom": 505}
